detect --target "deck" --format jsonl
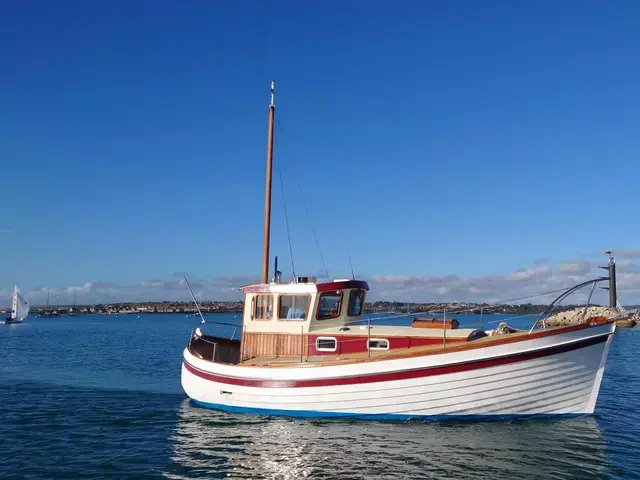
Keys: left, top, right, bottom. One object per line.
{"left": 188, "top": 319, "right": 613, "bottom": 368}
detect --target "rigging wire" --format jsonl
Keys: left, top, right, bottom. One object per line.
{"left": 347, "top": 248, "right": 355, "bottom": 279}
{"left": 295, "top": 168, "right": 331, "bottom": 281}
{"left": 273, "top": 127, "right": 296, "bottom": 280}
{"left": 276, "top": 117, "right": 331, "bottom": 281}
{"left": 267, "top": 36, "right": 273, "bottom": 84}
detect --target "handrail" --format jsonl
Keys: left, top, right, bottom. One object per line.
{"left": 190, "top": 323, "right": 242, "bottom": 345}
{"left": 190, "top": 319, "right": 242, "bottom": 341}
{"left": 284, "top": 285, "right": 579, "bottom": 332}
{"left": 527, "top": 277, "right": 609, "bottom": 334}
{"left": 191, "top": 334, "right": 222, "bottom": 346}
{"left": 190, "top": 277, "right": 615, "bottom": 364}
{"left": 198, "top": 319, "right": 241, "bottom": 328}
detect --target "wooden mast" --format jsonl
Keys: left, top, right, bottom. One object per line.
{"left": 261, "top": 81, "right": 276, "bottom": 284}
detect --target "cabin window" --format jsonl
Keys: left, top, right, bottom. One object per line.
{"left": 368, "top": 339, "right": 389, "bottom": 350}
{"left": 347, "top": 289, "right": 365, "bottom": 317}
{"left": 317, "top": 291, "right": 343, "bottom": 320}
{"left": 278, "top": 295, "right": 310, "bottom": 321}
{"left": 254, "top": 294, "right": 273, "bottom": 320}
{"left": 316, "top": 337, "right": 337, "bottom": 352}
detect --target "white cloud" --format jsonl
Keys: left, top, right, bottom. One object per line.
{"left": 613, "top": 249, "right": 640, "bottom": 260}
{"left": 556, "top": 260, "right": 591, "bottom": 276}
{"left": 618, "top": 261, "right": 640, "bottom": 274}
{"left": 3, "top": 257, "right": 640, "bottom": 308}
{"left": 366, "top": 259, "right": 640, "bottom": 305}
{"left": 506, "top": 266, "right": 551, "bottom": 282}
{"left": 533, "top": 258, "right": 550, "bottom": 265}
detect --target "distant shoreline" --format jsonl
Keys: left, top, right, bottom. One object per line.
{"left": 9, "top": 300, "right": 599, "bottom": 317}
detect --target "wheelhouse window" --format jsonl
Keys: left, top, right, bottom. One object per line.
{"left": 254, "top": 294, "right": 273, "bottom": 320}
{"left": 368, "top": 338, "right": 389, "bottom": 350}
{"left": 347, "top": 289, "right": 365, "bottom": 317}
{"left": 278, "top": 295, "right": 310, "bottom": 321}
{"left": 317, "top": 291, "right": 342, "bottom": 320}
{"left": 316, "top": 337, "right": 337, "bottom": 352}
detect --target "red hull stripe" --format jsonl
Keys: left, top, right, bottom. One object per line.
{"left": 184, "top": 333, "right": 609, "bottom": 389}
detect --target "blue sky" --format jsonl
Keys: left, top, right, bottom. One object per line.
{"left": 1, "top": 1, "right": 640, "bottom": 306}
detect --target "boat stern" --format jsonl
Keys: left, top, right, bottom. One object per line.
{"left": 181, "top": 348, "right": 237, "bottom": 409}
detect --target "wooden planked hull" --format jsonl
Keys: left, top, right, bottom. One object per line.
{"left": 181, "top": 321, "right": 615, "bottom": 419}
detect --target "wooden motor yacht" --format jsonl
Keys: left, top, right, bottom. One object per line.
{"left": 181, "top": 83, "right": 615, "bottom": 419}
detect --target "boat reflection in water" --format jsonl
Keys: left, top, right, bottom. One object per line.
{"left": 168, "top": 399, "right": 612, "bottom": 479}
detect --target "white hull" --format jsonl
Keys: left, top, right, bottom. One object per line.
{"left": 182, "top": 322, "right": 615, "bottom": 419}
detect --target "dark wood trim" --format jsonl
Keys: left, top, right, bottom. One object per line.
{"left": 346, "top": 289, "right": 366, "bottom": 317}
{"left": 240, "top": 280, "right": 370, "bottom": 294}
{"left": 316, "top": 280, "right": 369, "bottom": 292}
{"left": 253, "top": 293, "right": 274, "bottom": 321}
{"left": 316, "top": 290, "right": 344, "bottom": 321}
{"left": 240, "top": 319, "right": 614, "bottom": 368}
{"left": 184, "top": 332, "right": 610, "bottom": 388}
{"left": 276, "top": 293, "right": 312, "bottom": 322}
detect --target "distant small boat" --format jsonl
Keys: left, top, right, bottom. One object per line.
{"left": 69, "top": 291, "right": 82, "bottom": 317}
{"left": 40, "top": 288, "right": 61, "bottom": 317}
{"left": 4, "top": 285, "right": 30, "bottom": 324}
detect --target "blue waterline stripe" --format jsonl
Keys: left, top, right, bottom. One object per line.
{"left": 191, "top": 399, "right": 586, "bottom": 421}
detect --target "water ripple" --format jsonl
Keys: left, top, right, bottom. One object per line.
{"left": 1, "top": 315, "right": 639, "bottom": 479}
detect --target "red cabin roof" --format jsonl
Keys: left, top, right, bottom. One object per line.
{"left": 240, "top": 279, "right": 369, "bottom": 294}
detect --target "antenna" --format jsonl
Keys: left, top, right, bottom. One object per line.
{"left": 184, "top": 276, "right": 207, "bottom": 324}
{"left": 347, "top": 248, "right": 355, "bottom": 279}
{"left": 273, "top": 255, "right": 282, "bottom": 283}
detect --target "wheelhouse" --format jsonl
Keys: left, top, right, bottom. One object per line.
{"left": 187, "top": 275, "right": 485, "bottom": 364}
{"left": 240, "top": 278, "right": 369, "bottom": 334}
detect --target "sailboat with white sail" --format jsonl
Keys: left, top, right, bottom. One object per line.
{"left": 4, "top": 285, "right": 30, "bottom": 324}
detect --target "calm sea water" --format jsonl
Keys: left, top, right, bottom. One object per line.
{"left": 1, "top": 313, "right": 639, "bottom": 479}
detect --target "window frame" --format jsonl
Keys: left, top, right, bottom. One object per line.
{"left": 316, "top": 290, "right": 344, "bottom": 320}
{"left": 347, "top": 289, "right": 366, "bottom": 317}
{"left": 276, "top": 293, "right": 311, "bottom": 322}
{"left": 315, "top": 336, "right": 338, "bottom": 352}
{"left": 368, "top": 338, "right": 390, "bottom": 351}
{"left": 253, "top": 294, "right": 274, "bottom": 321}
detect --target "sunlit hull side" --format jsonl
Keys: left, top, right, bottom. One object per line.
{"left": 181, "top": 322, "right": 615, "bottom": 419}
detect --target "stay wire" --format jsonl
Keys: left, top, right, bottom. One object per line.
{"left": 276, "top": 117, "right": 330, "bottom": 281}
{"left": 273, "top": 127, "right": 296, "bottom": 280}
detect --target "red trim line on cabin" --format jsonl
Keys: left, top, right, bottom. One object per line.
{"left": 183, "top": 333, "right": 610, "bottom": 389}
{"left": 316, "top": 280, "right": 369, "bottom": 292}
{"left": 306, "top": 334, "right": 467, "bottom": 356}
